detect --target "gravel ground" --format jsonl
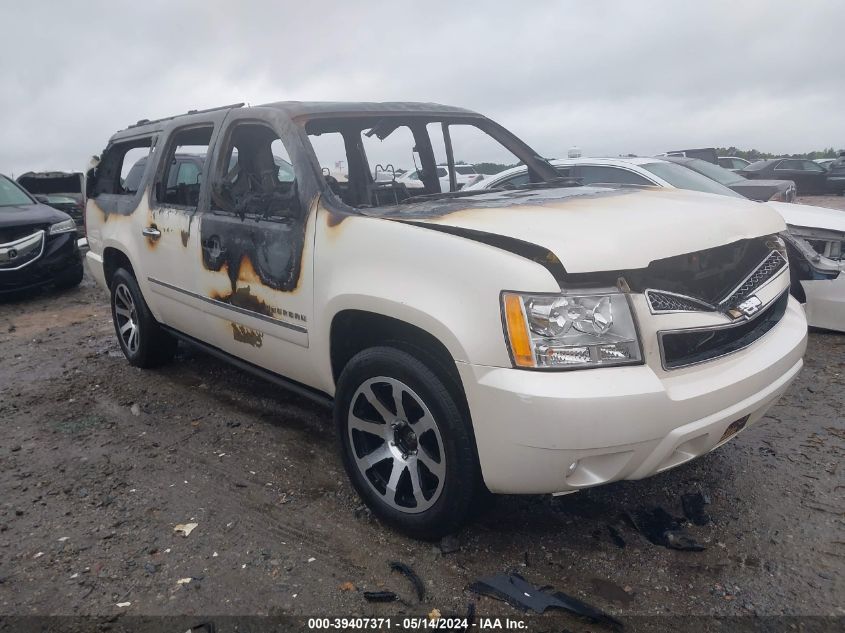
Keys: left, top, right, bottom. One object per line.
{"left": 0, "top": 263, "right": 843, "bottom": 632}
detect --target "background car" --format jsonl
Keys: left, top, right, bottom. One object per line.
{"left": 0, "top": 174, "right": 83, "bottom": 293}
{"left": 662, "top": 147, "right": 718, "bottom": 163}
{"left": 396, "top": 164, "right": 479, "bottom": 190}
{"left": 814, "top": 158, "right": 836, "bottom": 169}
{"left": 739, "top": 158, "right": 829, "bottom": 195}
{"left": 660, "top": 155, "right": 796, "bottom": 202}
{"left": 16, "top": 171, "right": 85, "bottom": 236}
{"left": 465, "top": 156, "right": 844, "bottom": 332}
{"left": 824, "top": 151, "right": 845, "bottom": 195}
{"left": 718, "top": 156, "right": 751, "bottom": 171}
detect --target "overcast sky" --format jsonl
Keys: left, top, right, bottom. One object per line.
{"left": 1, "top": 0, "right": 843, "bottom": 175}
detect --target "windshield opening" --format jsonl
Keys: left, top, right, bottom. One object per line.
{"left": 305, "top": 114, "right": 555, "bottom": 208}
{"left": 0, "top": 176, "right": 34, "bottom": 207}
{"left": 642, "top": 162, "right": 744, "bottom": 198}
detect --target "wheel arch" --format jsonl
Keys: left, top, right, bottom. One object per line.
{"left": 102, "top": 246, "right": 135, "bottom": 288}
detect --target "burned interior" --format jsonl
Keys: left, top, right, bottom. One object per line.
{"left": 201, "top": 119, "right": 306, "bottom": 293}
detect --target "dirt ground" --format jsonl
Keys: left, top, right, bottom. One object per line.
{"left": 1, "top": 205, "right": 843, "bottom": 631}
{"left": 797, "top": 194, "right": 845, "bottom": 211}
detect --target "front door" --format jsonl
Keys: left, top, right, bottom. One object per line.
{"left": 196, "top": 116, "right": 316, "bottom": 387}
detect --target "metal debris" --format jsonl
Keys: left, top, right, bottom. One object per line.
{"left": 469, "top": 573, "right": 623, "bottom": 629}
{"left": 389, "top": 560, "right": 425, "bottom": 602}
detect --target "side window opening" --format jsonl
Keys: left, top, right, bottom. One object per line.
{"left": 157, "top": 126, "right": 213, "bottom": 208}
{"left": 427, "top": 122, "right": 523, "bottom": 192}
{"left": 211, "top": 122, "right": 300, "bottom": 219}
{"left": 93, "top": 137, "right": 154, "bottom": 197}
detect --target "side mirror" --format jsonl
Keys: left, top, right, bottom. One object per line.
{"left": 34, "top": 194, "right": 49, "bottom": 203}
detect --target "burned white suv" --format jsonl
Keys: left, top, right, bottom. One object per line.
{"left": 85, "top": 101, "right": 807, "bottom": 538}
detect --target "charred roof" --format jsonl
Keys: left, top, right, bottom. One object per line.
{"left": 113, "top": 101, "right": 481, "bottom": 142}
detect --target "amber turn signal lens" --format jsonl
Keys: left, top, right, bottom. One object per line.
{"left": 503, "top": 293, "right": 535, "bottom": 368}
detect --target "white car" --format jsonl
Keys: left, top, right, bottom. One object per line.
{"left": 466, "top": 156, "right": 845, "bottom": 332}
{"left": 396, "top": 164, "right": 479, "bottom": 190}
{"left": 85, "top": 102, "right": 806, "bottom": 537}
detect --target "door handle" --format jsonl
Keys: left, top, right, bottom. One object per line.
{"left": 142, "top": 226, "right": 161, "bottom": 239}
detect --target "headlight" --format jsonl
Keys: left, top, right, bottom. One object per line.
{"left": 502, "top": 290, "right": 642, "bottom": 369}
{"left": 49, "top": 219, "right": 76, "bottom": 235}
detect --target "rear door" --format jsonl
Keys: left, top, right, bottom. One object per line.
{"left": 774, "top": 159, "right": 825, "bottom": 194}
{"left": 142, "top": 119, "right": 224, "bottom": 339}
{"left": 795, "top": 159, "right": 829, "bottom": 193}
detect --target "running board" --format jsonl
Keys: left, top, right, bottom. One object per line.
{"left": 161, "top": 325, "right": 333, "bottom": 409}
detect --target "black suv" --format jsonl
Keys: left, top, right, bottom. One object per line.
{"left": 0, "top": 174, "right": 83, "bottom": 293}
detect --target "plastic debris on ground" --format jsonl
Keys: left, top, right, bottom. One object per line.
{"left": 469, "top": 572, "right": 623, "bottom": 630}
{"left": 174, "top": 522, "right": 198, "bottom": 537}
{"left": 626, "top": 507, "right": 706, "bottom": 551}
{"left": 389, "top": 561, "right": 425, "bottom": 602}
{"left": 363, "top": 591, "right": 398, "bottom": 602}
{"left": 681, "top": 491, "right": 712, "bottom": 526}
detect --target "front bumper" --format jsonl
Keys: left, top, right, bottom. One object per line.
{"left": 459, "top": 297, "right": 807, "bottom": 494}
{"left": 0, "top": 232, "right": 81, "bottom": 293}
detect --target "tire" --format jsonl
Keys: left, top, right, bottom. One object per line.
{"left": 54, "top": 261, "right": 84, "bottom": 290}
{"left": 109, "top": 268, "right": 177, "bottom": 368}
{"left": 335, "top": 346, "right": 479, "bottom": 539}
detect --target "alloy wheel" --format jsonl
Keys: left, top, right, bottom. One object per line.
{"left": 348, "top": 377, "right": 446, "bottom": 514}
{"left": 114, "top": 283, "right": 140, "bottom": 355}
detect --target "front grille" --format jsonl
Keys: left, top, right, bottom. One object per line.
{"left": 659, "top": 291, "right": 789, "bottom": 370}
{"left": 0, "top": 225, "right": 45, "bottom": 244}
{"left": 646, "top": 249, "right": 787, "bottom": 314}
{"left": 720, "top": 251, "right": 787, "bottom": 308}
{"left": 0, "top": 231, "right": 45, "bottom": 271}
{"left": 646, "top": 290, "right": 714, "bottom": 313}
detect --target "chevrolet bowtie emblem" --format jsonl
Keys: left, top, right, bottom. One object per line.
{"left": 734, "top": 295, "right": 763, "bottom": 318}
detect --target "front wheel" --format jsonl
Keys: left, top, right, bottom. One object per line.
{"left": 335, "top": 347, "right": 479, "bottom": 539}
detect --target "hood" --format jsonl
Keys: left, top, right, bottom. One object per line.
{"left": 0, "top": 203, "right": 71, "bottom": 229}
{"left": 381, "top": 186, "right": 785, "bottom": 273}
{"left": 767, "top": 201, "right": 845, "bottom": 233}
{"left": 17, "top": 172, "right": 84, "bottom": 199}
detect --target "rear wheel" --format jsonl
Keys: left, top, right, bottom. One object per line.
{"left": 110, "top": 268, "right": 177, "bottom": 368}
{"left": 335, "top": 347, "right": 479, "bottom": 539}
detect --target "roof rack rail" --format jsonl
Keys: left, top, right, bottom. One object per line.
{"left": 128, "top": 102, "right": 245, "bottom": 129}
